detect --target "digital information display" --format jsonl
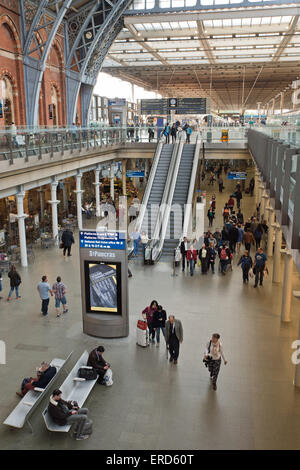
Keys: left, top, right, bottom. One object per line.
{"left": 141, "top": 98, "right": 207, "bottom": 115}
{"left": 84, "top": 261, "right": 122, "bottom": 315}
{"left": 80, "top": 231, "right": 126, "bottom": 250}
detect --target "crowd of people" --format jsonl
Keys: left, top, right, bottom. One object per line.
{"left": 162, "top": 121, "right": 193, "bottom": 144}
{"left": 141, "top": 300, "right": 227, "bottom": 390}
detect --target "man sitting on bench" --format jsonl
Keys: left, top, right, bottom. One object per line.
{"left": 17, "top": 361, "right": 57, "bottom": 398}
{"left": 87, "top": 346, "right": 110, "bottom": 385}
{"left": 48, "top": 389, "right": 90, "bottom": 440}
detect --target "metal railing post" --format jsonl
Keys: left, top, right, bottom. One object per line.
{"left": 50, "top": 131, "right": 54, "bottom": 158}
{"left": 38, "top": 132, "right": 42, "bottom": 160}
{"left": 25, "top": 133, "right": 29, "bottom": 162}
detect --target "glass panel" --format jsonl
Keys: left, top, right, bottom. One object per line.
{"left": 146, "top": 0, "right": 155, "bottom": 7}
{"left": 288, "top": 176, "right": 296, "bottom": 218}
{"left": 172, "top": 0, "right": 184, "bottom": 6}
{"left": 134, "top": 0, "right": 145, "bottom": 8}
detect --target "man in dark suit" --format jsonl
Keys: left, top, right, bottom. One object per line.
{"left": 165, "top": 315, "right": 183, "bottom": 365}
{"left": 180, "top": 237, "right": 188, "bottom": 272}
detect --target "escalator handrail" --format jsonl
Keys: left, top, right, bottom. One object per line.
{"left": 181, "top": 134, "right": 202, "bottom": 238}
{"left": 134, "top": 135, "right": 164, "bottom": 233}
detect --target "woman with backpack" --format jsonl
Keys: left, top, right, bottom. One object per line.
{"left": 218, "top": 245, "right": 230, "bottom": 275}
{"left": 7, "top": 265, "right": 21, "bottom": 301}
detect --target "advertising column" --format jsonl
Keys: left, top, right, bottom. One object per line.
{"left": 79, "top": 230, "right": 129, "bottom": 338}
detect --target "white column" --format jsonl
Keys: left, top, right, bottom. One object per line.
{"left": 38, "top": 188, "right": 45, "bottom": 220}
{"left": 110, "top": 164, "right": 115, "bottom": 201}
{"left": 280, "top": 250, "right": 293, "bottom": 322}
{"left": 62, "top": 182, "right": 68, "bottom": 212}
{"left": 280, "top": 92, "right": 284, "bottom": 115}
{"left": 272, "top": 223, "right": 282, "bottom": 283}
{"left": 266, "top": 207, "right": 275, "bottom": 257}
{"left": 257, "top": 102, "right": 261, "bottom": 120}
{"left": 258, "top": 183, "right": 264, "bottom": 204}
{"left": 261, "top": 194, "right": 269, "bottom": 222}
{"left": 293, "top": 291, "right": 300, "bottom": 387}
{"left": 94, "top": 167, "right": 101, "bottom": 217}
{"left": 16, "top": 191, "right": 28, "bottom": 267}
{"left": 122, "top": 160, "right": 127, "bottom": 196}
{"left": 48, "top": 179, "right": 60, "bottom": 242}
{"left": 74, "top": 172, "right": 84, "bottom": 230}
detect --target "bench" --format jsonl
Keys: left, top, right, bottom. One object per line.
{"left": 42, "top": 350, "right": 98, "bottom": 433}
{"left": 3, "top": 352, "right": 73, "bottom": 432}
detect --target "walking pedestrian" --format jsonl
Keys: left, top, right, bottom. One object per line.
{"left": 237, "top": 250, "right": 253, "bottom": 283}
{"left": 61, "top": 228, "right": 74, "bottom": 257}
{"left": 207, "top": 242, "right": 217, "bottom": 274}
{"left": 142, "top": 300, "right": 158, "bottom": 344}
{"left": 37, "top": 275, "right": 53, "bottom": 316}
{"left": 7, "top": 265, "right": 21, "bottom": 301}
{"left": 199, "top": 243, "right": 209, "bottom": 274}
{"left": 203, "top": 333, "right": 227, "bottom": 391}
{"left": 186, "top": 240, "right": 197, "bottom": 276}
{"left": 242, "top": 228, "right": 255, "bottom": 254}
{"left": 52, "top": 276, "right": 68, "bottom": 317}
{"left": 253, "top": 247, "right": 268, "bottom": 288}
{"left": 165, "top": 315, "right": 183, "bottom": 365}
{"left": 170, "top": 124, "right": 177, "bottom": 143}
{"left": 180, "top": 236, "right": 188, "bottom": 271}
{"left": 152, "top": 305, "right": 167, "bottom": 347}
{"left": 207, "top": 207, "right": 214, "bottom": 228}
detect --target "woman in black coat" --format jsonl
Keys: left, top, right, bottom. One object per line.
{"left": 61, "top": 229, "right": 74, "bottom": 256}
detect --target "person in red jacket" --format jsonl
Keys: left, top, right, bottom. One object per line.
{"left": 142, "top": 300, "right": 158, "bottom": 343}
{"left": 228, "top": 196, "right": 235, "bottom": 214}
{"left": 186, "top": 240, "right": 198, "bottom": 276}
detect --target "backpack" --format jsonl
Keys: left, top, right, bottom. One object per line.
{"left": 224, "top": 208, "right": 229, "bottom": 216}
{"left": 220, "top": 249, "right": 228, "bottom": 260}
{"left": 78, "top": 368, "right": 97, "bottom": 380}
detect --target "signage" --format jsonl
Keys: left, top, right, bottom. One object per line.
{"left": 108, "top": 99, "right": 126, "bottom": 107}
{"left": 126, "top": 170, "right": 145, "bottom": 178}
{"left": 141, "top": 98, "right": 207, "bottom": 115}
{"left": 79, "top": 231, "right": 126, "bottom": 250}
{"left": 228, "top": 172, "right": 247, "bottom": 180}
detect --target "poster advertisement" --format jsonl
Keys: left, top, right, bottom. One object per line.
{"left": 85, "top": 261, "right": 121, "bottom": 315}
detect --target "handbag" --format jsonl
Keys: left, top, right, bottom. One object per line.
{"left": 78, "top": 368, "right": 97, "bottom": 380}
{"left": 59, "top": 242, "right": 64, "bottom": 249}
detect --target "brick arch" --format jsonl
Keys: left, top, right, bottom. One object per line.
{"left": 52, "top": 39, "right": 64, "bottom": 66}
{"left": 0, "top": 15, "right": 21, "bottom": 53}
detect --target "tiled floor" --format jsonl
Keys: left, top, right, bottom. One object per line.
{"left": 0, "top": 165, "right": 300, "bottom": 450}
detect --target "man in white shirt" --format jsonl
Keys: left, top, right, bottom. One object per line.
{"left": 204, "top": 333, "right": 227, "bottom": 390}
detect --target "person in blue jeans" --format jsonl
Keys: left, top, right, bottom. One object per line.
{"left": 131, "top": 228, "right": 141, "bottom": 256}
{"left": 253, "top": 247, "right": 268, "bottom": 287}
{"left": 152, "top": 305, "right": 167, "bottom": 347}
{"left": 37, "top": 275, "right": 53, "bottom": 316}
{"left": 7, "top": 265, "right": 21, "bottom": 300}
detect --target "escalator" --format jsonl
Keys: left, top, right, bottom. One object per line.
{"left": 140, "top": 144, "right": 174, "bottom": 237}
{"left": 161, "top": 144, "right": 196, "bottom": 258}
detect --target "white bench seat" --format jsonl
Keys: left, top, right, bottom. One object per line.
{"left": 43, "top": 350, "right": 97, "bottom": 433}
{"left": 3, "top": 353, "right": 73, "bottom": 429}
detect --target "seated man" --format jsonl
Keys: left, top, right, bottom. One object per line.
{"left": 48, "top": 389, "right": 90, "bottom": 440}
{"left": 87, "top": 346, "right": 110, "bottom": 385}
{"left": 17, "top": 361, "right": 57, "bottom": 398}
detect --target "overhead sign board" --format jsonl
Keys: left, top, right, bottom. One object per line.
{"left": 228, "top": 172, "right": 247, "bottom": 180}
{"left": 126, "top": 170, "right": 145, "bottom": 178}
{"left": 141, "top": 98, "right": 207, "bottom": 115}
{"left": 80, "top": 230, "right": 126, "bottom": 250}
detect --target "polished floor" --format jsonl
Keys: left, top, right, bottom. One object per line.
{"left": 0, "top": 169, "right": 300, "bottom": 450}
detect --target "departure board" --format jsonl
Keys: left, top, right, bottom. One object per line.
{"left": 141, "top": 98, "right": 208, "bottom": 115}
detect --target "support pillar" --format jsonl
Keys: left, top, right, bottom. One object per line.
{"left": 261, "top": 193, "right": 269, "bottom": 222}
{"left": 258, "top": 183, "right": 264, "bottom": 205}
{"left": 48, "top": 178, "right": 60, "bottom": 243}
{"left": 280, "top": 250, "right": 293, "bottom": 322}
{"left": 74, "top": 172, "right": 84, "bottom": 230}
{"left": 110, "top": 164, "right": 115, "bottom": 201}
{"left": 280, "top": 92, "right": 285, "bottom": 115}
{"left": 293, "top": 291, "right": 300, "bottom": 387}
{"left": 16, "top": 190, "right": 28, "bottom": 267}
{"left": 38, "top": 188, "right": 45, "bottom": 221}
{"left": 272, "top": 223, "right": 282, "bottom": 283}
{"left": 266, "top": 207, "right": 275, "bottom": 257}
{"left": 62, "top": 182, "right": 68, "bottom": 212}
{"left": 122, "top": 160, "right": 127, "bottom": 196}
{"left": 94, "top": 167, "right": 101, "bottom": 217}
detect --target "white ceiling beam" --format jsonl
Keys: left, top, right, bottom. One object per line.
{"left": 124, "top": 6, "right": 300, "bottom": 25}
{"left": 272, "top": 15, "right": 300, "bottom": 62}
{"left": 197, "top": 20, "right": 215, "bottom": 65}
{"left": 126, "top": 24, "right": 171, "bottom": 67}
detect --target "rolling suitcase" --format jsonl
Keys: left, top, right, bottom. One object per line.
{"left": 136, "top": 319, "right": 149, "bottom": 347}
